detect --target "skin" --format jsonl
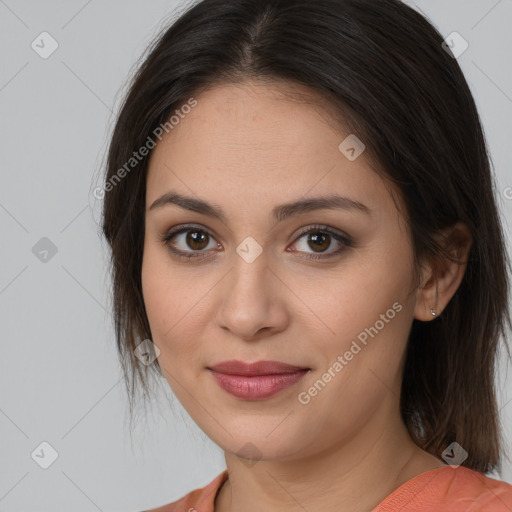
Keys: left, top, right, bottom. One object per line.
{"left": 141, "top": 79, "right": 472, "bottom": 512}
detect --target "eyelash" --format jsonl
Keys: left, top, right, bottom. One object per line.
{"left": 158, "top": 224, "right": 353, "bottom": 262}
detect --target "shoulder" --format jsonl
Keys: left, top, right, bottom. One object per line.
{"left": 442, "top": 466, "right": 512, "bottom": 510}
{"left": 374, "top": 465, "right": 512, "bottom": 512}
{"left": 141, "top": 470, "right": 229, "bottom": 512}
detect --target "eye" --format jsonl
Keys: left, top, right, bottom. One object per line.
{"left": 288, "top": 224, "right": 352, "bottom": 260}
{"left": 159, "top": 224, "right": 353, "bottom": 261}
{"left": 159, "top": 225, "right": 220, "bottom": 261}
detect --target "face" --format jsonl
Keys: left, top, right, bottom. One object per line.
{"left": 141, "top": 80, "right": 420, "bottom": 462}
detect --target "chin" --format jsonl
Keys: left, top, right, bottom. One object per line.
{"left": 213, "top": 424, "right": 309, "bottom": 463}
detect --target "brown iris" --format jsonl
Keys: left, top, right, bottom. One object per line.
{"left": 308, "top": 232, "right": 330, "bottom": 252}
{"left": 186, "top": 230, "right": 209, "bottom": 250}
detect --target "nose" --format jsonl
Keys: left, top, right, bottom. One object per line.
{"left": 215, "top": 251, "right": 290, "bottom": 341}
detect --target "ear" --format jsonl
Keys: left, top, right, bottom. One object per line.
{"left": 414, "top": 221, "right": 473, "bottom": 322}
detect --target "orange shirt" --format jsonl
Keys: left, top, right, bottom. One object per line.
{"left": 143, "top": 465, "right": 512, "bottom": 512}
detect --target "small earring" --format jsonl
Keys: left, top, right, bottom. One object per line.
{"left": 430, "top": 280, "right": 439, "bottom": 318}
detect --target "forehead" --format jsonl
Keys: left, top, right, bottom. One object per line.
{"left": 145, "top": 80, "right": 395, "bottom": 220}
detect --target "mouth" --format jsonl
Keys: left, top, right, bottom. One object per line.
{"left": 207, "top": 360, "right": 311, "bottom": 400}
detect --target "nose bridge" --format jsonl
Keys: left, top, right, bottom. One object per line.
{"left": 228, "top": 237, "right": 271, "bottom": 299}
{"left": 215, "top": 238, "right": 281, "bottom": 338}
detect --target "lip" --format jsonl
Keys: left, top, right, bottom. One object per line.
{"left": 208, "top": 360, "right": 309, "bottom": 376}
{"left": 207, "top": 360, "right": 310, "bottom": 400}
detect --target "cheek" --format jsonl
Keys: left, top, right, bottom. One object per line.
{"left": 141, "top": 243, "right": 208, "bottom": 374}
{"left": 303, "top": 244, "right": 414, "bottom": 391}
{"left": 141, "top": 245, "right": 182, "bottom": 363}
{"left": 305, "top": 260, "right": 409, "bottom": 346}
{"left": 141, "top": 245, "right": 169, "bottom": 332}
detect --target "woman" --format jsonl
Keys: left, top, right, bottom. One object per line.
{"left": 99, "top": 0, "right": 512, "bottom": 510}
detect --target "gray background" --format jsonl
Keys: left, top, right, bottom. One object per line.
{"left": 1, "top": 0, "right": 511, "bottom": 510}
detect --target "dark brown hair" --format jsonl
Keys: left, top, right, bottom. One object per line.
{"left": 99, "top": 0, "right": 512, "bottom": 474}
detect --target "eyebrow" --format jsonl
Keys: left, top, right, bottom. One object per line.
{"left": 148, "top": 190, "right": 372, "bottom": 225}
